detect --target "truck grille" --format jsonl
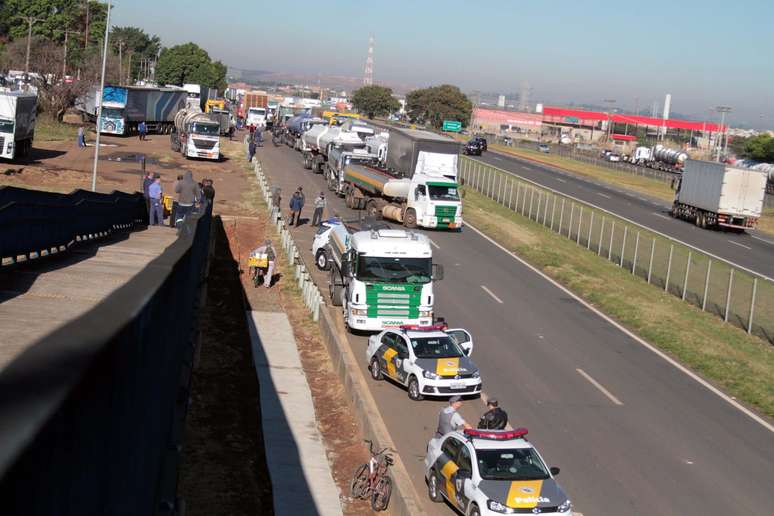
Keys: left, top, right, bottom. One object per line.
{"left": 0, "top": 136, "right": 5, "bottom": 151}
{"left": 434, "top": 205, "right": 458, "bottom": 219}
{"left": 192, "top": 138, "right": 216, "bottom": 150}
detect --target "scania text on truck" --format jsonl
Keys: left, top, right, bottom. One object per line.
{"left": 325, "top": 225, "right": 443, "bottom": 332}
{"left": 171, "top": 108, "right": 221, "bottom": 160}
{"left": 327, "top": 128, "right": 463, "bottom": 230}
{"left": 0, "top": 90, "right": 36, "bottom": 160}
{"left": 79, "top": 86, "right": 186, "bottom": 136}
{"left": 671, "top": 159, "right": 767, "bottom": 230}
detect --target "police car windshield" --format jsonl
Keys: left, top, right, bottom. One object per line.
{"left": 357, "top": 256, "right": 432, "bottom": 284}
{"left": 476, "top": 448, "right": 550, "bottom": 481}
{"left": 428, "top": 185, "right": 459, "bottom": 201}
{"left": 410, "top": 336, "right": 463, "bottom": 359}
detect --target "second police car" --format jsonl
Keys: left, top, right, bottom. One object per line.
{"left": 425, "top": 428, "right": 572, "bottom": 515}
{"left": 366, "top": 324, "right": 481, "bottom": 400}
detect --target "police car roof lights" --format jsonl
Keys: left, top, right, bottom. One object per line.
{"left": 399, "top": 323, "right": 448, "bottom": 332}
{"left": 463, "top": 428, "right": 529, "bottom": 441}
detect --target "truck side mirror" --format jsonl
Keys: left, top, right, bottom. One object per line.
{"left": 432, "top": 263, "right": 444, "bottom": 281}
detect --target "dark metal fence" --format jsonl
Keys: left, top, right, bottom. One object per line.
{"left": 0, "top": 186, "right": 148, "bottom": 264}
{"left": 0, "top": 197, "right": 212, "bottom": 515}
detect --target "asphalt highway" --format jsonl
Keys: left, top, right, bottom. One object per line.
{"left": 257, "top": 141, "right": 774, "bottom": 516}
{"left": 472, "top": 150, "right": 774, "bottom": 279}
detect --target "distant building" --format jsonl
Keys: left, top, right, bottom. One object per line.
{"left": 497, "top": 95, "right": 505, "bottom": 108}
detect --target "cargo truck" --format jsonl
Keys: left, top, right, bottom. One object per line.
{"left": 325, "top": 224, "right": 443, "bottom": 332}
{"left": 671, "top": 159, "right": 767, "bottom": 230}
{"left": 204, "top": 98, "right": 226, "bottom": 113}
{"left": 244, "top": 91, "right": 269, "bottom": 128}
{"left": 328, "top": 128, "right": 463, "bottom": 230}
{"left": 0, "top": 90, "right": 36, "bottom": 160}
{"left": 171, "top": 108, "right": 221, "bottom": 160}
{"left": 301, "top": 121, "right": 374, "bottom": 172}
{"left": 183, "top": 84, "right": 216, "bottom": 112}
{"left": 206, "top": 108, "right": 232, "bottom": 136}
{"left": 82, "top": 86, "right": 186, "bottom": 135}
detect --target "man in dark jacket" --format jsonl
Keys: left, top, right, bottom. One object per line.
{"left": 477, "top": 399, "right": 508, "bottom": 430}
{"left": 288, "top": 188, "right": 304, "bottom": 226}
{"left": 141, "top": 171, "right": 154, "bottom": 211}
{"left": 174, "top": 171, "right": 199, "bottom": 226}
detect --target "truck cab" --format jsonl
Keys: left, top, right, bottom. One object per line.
{"left": 181, "top": 117, "right": 220, "bottom": 160}
{"left": 408, "top": 179, "right": 462, "bottom": 229}
{"left": 0, "top": 91, "right": 36, "bottom": 160}
{"left": 246, "top": 107, "right": 267, "bottom": 129}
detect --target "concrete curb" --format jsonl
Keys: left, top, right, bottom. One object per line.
{"left": 249, "top": 155, "right": 427, "bottom": 515}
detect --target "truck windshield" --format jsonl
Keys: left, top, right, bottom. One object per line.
{"left": 249, "top": 108, "right": 266, "bottom": 116}
{"left": 476, "top": 448, "right": 550, "bottom": 481}
{"left": 192, "top": 123, "right": 219, "bottom": 136}
{"left": 102, "top": 108, "right": 123, "bottom": 119}
{"left": 410, "top": 336, "right": 463, "bottom": 359}
{"left": 0, "top": 119, "right": 14, "bottom": 133}
{"left": 356, "top": 256, "right": 432, "bottom": 284}
{"left": 428, "top": 185, "right": 460, "bottom": 201}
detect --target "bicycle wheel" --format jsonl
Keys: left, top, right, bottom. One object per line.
{"left": 370, "top": 475, "right": 392, "bottom": 511}
{"left": 350, "top": 463, "right": 369, "bottom": 499}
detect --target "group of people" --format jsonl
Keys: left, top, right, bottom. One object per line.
{"left": 435, "top": 396, "right": 509, "bottom": 438}
{"left": 271, "top": 186, "right": 327, "bottom": 228}
{"left": 141, "top": 170, "right": 215, "bottom": 227}
{"left": 247, "top": 126, "right": 263, "bottom": 162}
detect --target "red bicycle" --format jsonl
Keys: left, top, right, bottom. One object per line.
{"left": 350, "top": 440, "right": 394, "bottom": 511}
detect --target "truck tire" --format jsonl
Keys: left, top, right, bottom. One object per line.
{"left": 366, "top": 200, "right": 382, "bottom": 220}
{"left": 327, "top": 174, "right": 337, "bottom": 192}
{"left": 345, "top": 190, "right": 355, "bottom": 209}
{"left": 315, "top": 248, "right": 330, "bottom": 271}
{"left": 403, "top": 208, "right": 418, "bottom": 229}
{"left": 329, "top": 267, "right": 343, "bottom": 306}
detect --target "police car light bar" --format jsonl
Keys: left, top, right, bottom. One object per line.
{"left": 464, "top": 428, "right": 529, "bottom": 440}
{"left": 399, "top": 323, "right": 448, "bottom": 332}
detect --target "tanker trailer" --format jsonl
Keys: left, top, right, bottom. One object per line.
{"left": 171, "top": 108, "right": 221, "bottom": 160}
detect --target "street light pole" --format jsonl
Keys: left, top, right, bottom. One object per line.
{"left": 91, "top": 0, "right": 112, "bottom": 192}
{"left": 715, "top": 106, "right": 731, "bottom": 162}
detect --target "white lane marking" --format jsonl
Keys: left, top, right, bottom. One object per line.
{"left": 728, "top": 240, "right": 751, "bottom": 250}
{"left": 429, "top": 238, "right": 440, "bottom": 249}
{"left": 480, "top": 285, "right": 504, "bottom": 304}
{"left": 522, "top": 165, "right": 533, "bottom": 171}
{"left": 751, "top": 235, "right": 774, "bottom": 246}
{"left": 492, "top": 156, "right": 504, "bottom": 161}
{"left": 576, "top": 368, "right": 624, "bottom": 406}
{"left": 554, "top": 177, "right": 567, "bottom": 183}
{"left": 653, "top": 213, "right": 671, "bottom": 220}
{"left": 464, "top": 222, "right": 774, "bottom": 433}
{"left": 597, "top": 192, "right": 612, "bottom": 199}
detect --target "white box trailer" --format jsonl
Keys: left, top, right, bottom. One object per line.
{"left": 672, "top": 159, "right": 767, "bottom": 230}
{"left": 0, "top": 91, "right": 37, "bottom": 160}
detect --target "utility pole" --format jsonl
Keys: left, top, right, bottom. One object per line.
{"left": 84, "top": 0, "right": 90, "bottom": 48}
{"left": 715, "top": 106, "right": 731, "bottom": 162}
{"left": 126, "top": 51, "right": 133, "bottom": 85}
{"left": 603, "top": 99, "right": 616, "bottom": 142}
{"left": 62, "top": 28, "right": 82, "bottom": 80}
{"left": 92, "top": 0, "right": 112, "bottom": 192}
{"left": 117, "top": 40, "right": 124, "bottom": 85}
{"left": 21, "top": 16, "right": 42, "bottom": 75}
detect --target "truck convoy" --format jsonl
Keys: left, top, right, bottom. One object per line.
{"left": 182, "top": 83, "right": 216, "bottom": 112}
{"left": 301, "top": 121, "right": 374, "bottom": 172}
{"left": 0, "top": 90, "right": 36, "bottom": 160}
{"left": 171, "top": 108, "right": 221, "bottom": 160}
{"left": 283, "top": 114, "right": 323, "bottom": 149}
{"left": 671, "top": 159, "right": 767, "bottom": 230}
{"left": 325, "top": 224, "right": 441, "bottom": 332}
{"left": 325, "top": 127, "right": 463, "bottom": 230}
{"left": 79, "top": 85, "right": 187, "bottom": 136}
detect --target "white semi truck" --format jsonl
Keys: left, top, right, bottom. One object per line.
{"left": 325, "top": 224, "right": 443, "bottom": 332}
{"left": 0, "top": 90, "right": 36, "bottom": 160}
{"left": 171, "top": 108, "right": 221, "bottom": 160}
{"left": 671, "top": 159, "right": 767, "bottom": 230}
{"left": 326, "top": 127, "right": 463, "bottom": 230}
{"left": 301, "top": 121, "right": 374, "bottom": 173}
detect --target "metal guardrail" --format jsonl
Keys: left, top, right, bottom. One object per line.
{"left": 460, "top": 156, "right": 774, "bottom": 344}
{"left": 0, "top": 186, "right": 148, "bottom": 263}
{"left": 0, "top": 200, "right": 212, "bottom": 515}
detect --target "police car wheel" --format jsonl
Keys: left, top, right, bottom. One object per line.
{"left": 315, "top": 249, "right": 330, "bottom": 271}
{"left": 370, "top": 357, "right": 383, "bottom": 381}
{"left": 427, "top": 470, "right": 444, "bottom": 502}
{"left": 468, "top": 503, "right": 481, "bottom": 516}
{"left": 407, "top": 376, "right": 423, "bottom": 401}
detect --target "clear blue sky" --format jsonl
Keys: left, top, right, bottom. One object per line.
{"left": 113, "top": 0, "right": 774, "bottom": 128}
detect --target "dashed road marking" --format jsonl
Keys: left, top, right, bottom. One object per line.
{"left": 554, "top": 177, "right": 567, "bottom": 183}
{"left": 480, "top": 285, "right": 504, "bottom": 304}
{"left": 597, "top": 192, "right": 612, "bottom": 199}
{"left": 653, "top": 213, "right": 671, "bottom": 220}
{"left": 522, "top": 165, "right": 533, "bottom": 171}
{"left": 492, "top": 156, "right": 504, "bottom": 161}
{"left": 751, "top": 235, "right": 774, "bottom": 246}
{"left": 576, "top": 368, "right": 624, "bottom": 406}
{"left": 728, "top": 240, "right": 751, "bottom": 250}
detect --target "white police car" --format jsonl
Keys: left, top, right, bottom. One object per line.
{"left": 425, "top": 428, "right": 572, "bottom": 515}
{"left": 366, "top": 324, "right": 481, "bottom": 400}
{"left": 311, "top": 218, "right": 342, "bottom": 271}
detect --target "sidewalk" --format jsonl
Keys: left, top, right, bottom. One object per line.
{"left": 247, "top": 311, "right": 344, "bottom": 516}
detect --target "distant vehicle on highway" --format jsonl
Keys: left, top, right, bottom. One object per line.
{"left": 501, "top": 136, "right": 513, "bottom": 145}
{"left": 425, "top": 428, "right": 573, "bottom": 515}
{"left": 606, "top": 153, "right": 621, "bottom": 162}
{"left": 538, "top": 143, "right": 550, "bottom": 153}
{"left": 469, "top": 136, "right": 487, "bottom": 152}
{"left": 366, "top": 324, "right": 478, "bottom": 400}
{"left": 463, "top": 139, "right": 483, "bottom": 156}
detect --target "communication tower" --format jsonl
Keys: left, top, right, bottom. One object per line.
{"left": 363, "top": 35, "right": 374, "bottom": 86}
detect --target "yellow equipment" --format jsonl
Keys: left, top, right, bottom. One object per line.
{"left": 248, "top": 255, "right": 269, "bottom": 268}
{"left": 205, "top": 99, "right": 226, "bottom": 113}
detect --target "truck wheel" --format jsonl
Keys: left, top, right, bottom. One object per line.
{"left": 700, "top": 212, "right": 708, "bottom": 229}
{"left": 327, "top": 175, "right": 336, "bottom": 192}
{"left": 345, "top": 190, "right": 354, "bottom": 209}
{"left": 329, "top": 267, "right": 343, "bottom": 306}
{"left": 315, "top": 160, "right": 323, "bottom": 174}
{"left": 315, "top": 249, "right": 330, "bottom": 271}
{"left": 694, "top": 212, "right": 702, "bottom": 227}
{"left": 407, "top": 376, "right": 423, "bottom": 401}
{"left": 366, "top": 200, "right": 382, "bottom": 220}
{"left": 404, "top": 209, "right": 418, "bottom": 229}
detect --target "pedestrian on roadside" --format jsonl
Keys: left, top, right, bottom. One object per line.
{"left": 248, "top": 138, "right": 256, "bottom": 162}
{"left": 271, "top": 187, "right": 282, "bottom": 212}
{"left": 174, "top": 170, "right": 199, "bottom": 226}
{"left": 148, "top": 174, "right": 164, "bottom": 226}
{"left": 435, "top": 396, "right": 472, "bottom": 438}
{"left": 288, "top": 188, "right": 304, "bottom": 226}
{"left": 77, "top": 126, "right": 86, "bottom": 148}
{"left": 202, "top": 178, "right": 215, "bottom": 204}
{"left": 254, "top": 128, "right": 263, "bottom": 146}
{"left": 311, "top": 191, "right": 326, "bottom": 226}
{"left": 477, "top": 398, "right": 508, "bottom": 430}
{"left": 141, "top": 170, "right": 154, "bottom": 212}
{"left": 138, "top": 121, "right": 147, "bottom": 141}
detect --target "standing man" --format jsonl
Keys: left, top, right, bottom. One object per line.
{"left": 436, "top": 396, "right": 472, "bottom": 437}
{"left": 174, "top": 171, "right": 199, "bottom": 226}
{"left": 248, "top": 138, "right": 256, "bottom": 163}
{"left": 271, "top": 187, "right": 282, "bottom": 213}
{"left": 77, "top": 126, "right": 86, "bottom": 148}
{"left": 141, "top": 170, "right": 154, "bottom": 212}
{"left": 288, "top": 188, "right": 304, "bottom": 226}
{"left": 202, "top": 179, "right": 215, "bottom": 204}
{"left": 138, "top": 121, "right": 147, "bottom": 141}
{"left": 311, "top": 191, "right": 327, "bottom": 226}
{"left": 477, "top": 398, "right": 508, "bottom": 430}
{"left": 148, "top": 174, "right": 163, "bottom": 226}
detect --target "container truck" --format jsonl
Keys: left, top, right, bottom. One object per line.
{"left": 329, "top": 128, "right": 463, "bottom": 230}
{"left": 0, "top": 90, "right": 36, "bottom": 160}
{"left": 646, "top": 144, "right": 688, "bottom": 172}
{"left": 81, "top": 85, "right": 186, "bottom": 135}
{"left": 183, "top": 84, "right": 216, "bottom": 111}
{"left": 671, "top": 159, "right": 767, "bottom": 230}
{"left": 325, "top": 224, "right": 443, "bottom": 332}
{"left": 170, "top": 108, "right": 221, "bottom": 160}
{"left": 301, "top": 121, "right": 374, "bottom": 172}
{"left": 244, "top": 91, "right": 269, "bottom": 128}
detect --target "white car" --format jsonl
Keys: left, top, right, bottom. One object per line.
{"left": 311, "top": 218, "right": 343, "bottom": 271}
{"left": 425, "top": 428, "right": 572, "bottom": 515}
{"left": 366, "top": 325, "right": 480, "bottom": 400}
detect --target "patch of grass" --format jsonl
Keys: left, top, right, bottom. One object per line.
{"left": 463, "top": 188, "right": 774, "bottom": 417}
{"left": 757, "top": 208, "right": 774, "bottom": 235}
{"left": 34, "top": 116, "right": 80, "bottom": 142}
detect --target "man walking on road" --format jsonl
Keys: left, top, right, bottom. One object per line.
{"left": 311, "top": 192, "right": 326, "bottom": 226}
{"left": 271, "top": 187, "right": 282, "bottom": 213}
{"left": 148, "top": 174, "right": 164, "bottom": 226}
{"left": 288, "top": 188, "right": 305, "bottom": 226}
{"left": 435, "top": 396, "right": 472, "bottom": 438}
{"left": 248, "top": 138, "right": 256, "bottom": 163}
{"left": 477, "top": 398, "right": 508, "bottom": 430}
{"left": 77, "top": 126, "right": 86, "bottom": 148}
{"left": 174, "top": 171, "right": 199, "bottom": 226}
{"left": 138, "top": 121, "right": 147, "bottom": 141}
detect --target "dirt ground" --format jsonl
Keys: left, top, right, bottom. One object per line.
{"left": 1, "top": 128, "right": 374, "bottom": 514}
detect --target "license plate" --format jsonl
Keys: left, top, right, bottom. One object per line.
{"left": 442, "top": 218, "right": 450, "bottom": 222}
{"left": 450, "top": 382, "right": 466, "bottom": 390}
